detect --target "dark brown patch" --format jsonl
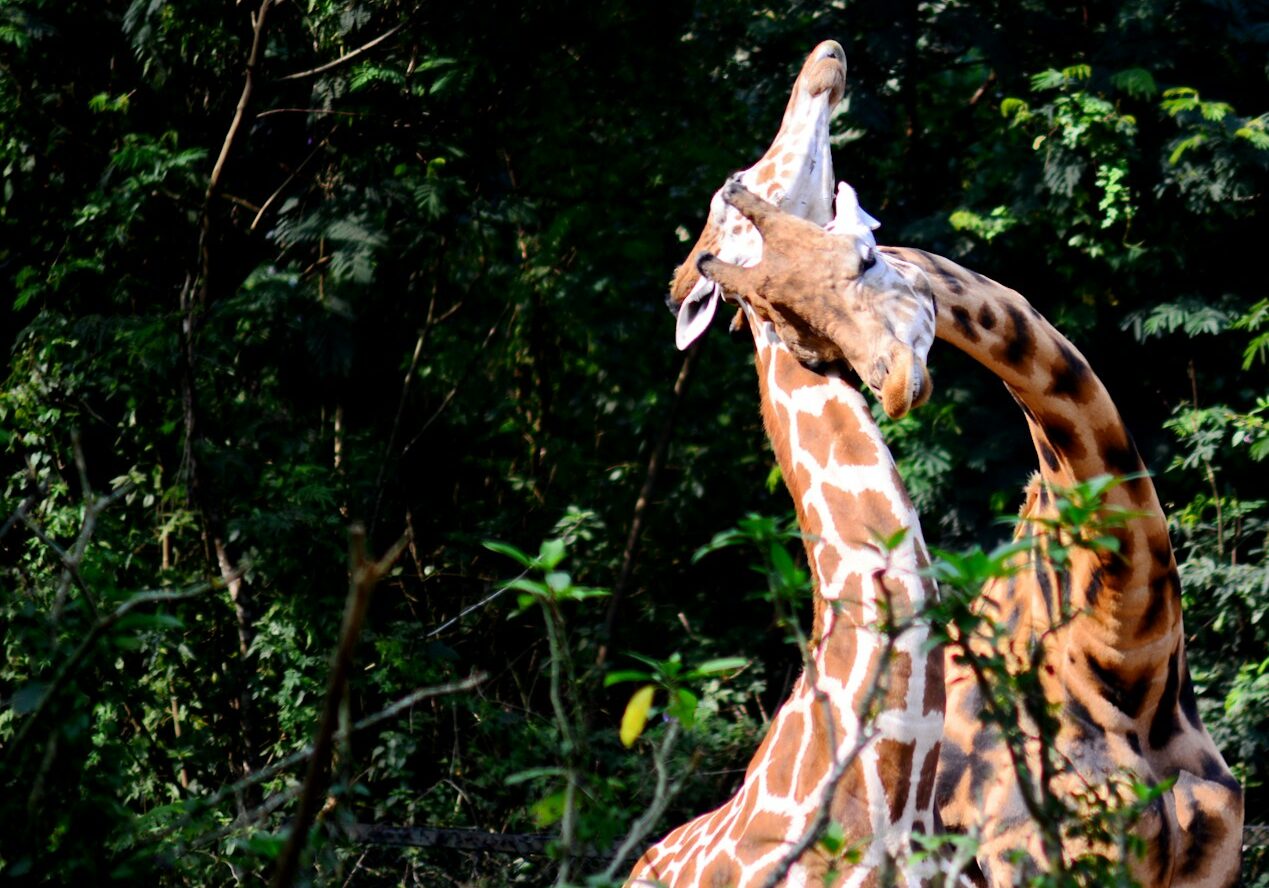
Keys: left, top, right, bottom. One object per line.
{"left": 935, "top": 741, "right": 968, "bottom": 808}
{"left": 1047, "top": 341, "right": 1092, "bottom": 401}
{"left": 915, "top": 743, "right": 940, "bottom": 809}
{"left": 874, "top": 738, "right": 915, "bottom": 821}
{"left": 1086, "top": 654, "right": 1150, "bottom": 718}
{"left": 1126, "top": 730, "right": 1141, "bottom": 754}
{"left": 1179, "top": 806, "right": 1221, "bottom": 877}
{"left": 1083, "top": 567, "right": 1103, "bottom": 608}
{"left": 1036, "top": 562, "right": 1057, "bottom": 615}
{"left": 1100, "top": 432, "right": 1142, "bottom": 478}
{"left": 1201, "top": 753, "right": 1242, "bottom": 792}
{"left": 1178, "top": 655, "right": 1201, "bottom": 729}
{"left": 1001, "top": 303, "right": 1035, "bottom": 367}
{"left": 924, "top": 651, "right": 944, "bottom": 715}
{"left": 933, "top": 259, "right": 966, "bottom": 294}
{"left": 1039, "top": 441, "right": 1060, "bottom": 473}
{"left": 1138, "top": 572, "right": 1174, "bottom": 639}
{"left": 872, "top": 648, "right": 912, "bottom": 713}
{"left": 1102, "top": 544, "right": 1134, "bottom": 584}
{"left": 1148, "top": 647, "right": 1182, "bottom": 749}
{"left": 1152, "top": 540, "right": 1173, "bottom": 568}
{"left": 1065, "top": 694, "right": 1107, "bottom": 738}
{"left": 1039, "top": 414, "right": 1084, "bottom": 460}
{"left": 977, "top": 304, "right": 997, "bottom": 329}
{"left": 968, "top": 723, "right": 997, "bottom": 795}
{"left": 1155, "top": 807, "right": 1173, "bottom": 881}
{"left": 1011, "top": 391, "right": 1038, "bottom": 424}
{"left": 951, "top": 305, "right": 978, "bottom": 341}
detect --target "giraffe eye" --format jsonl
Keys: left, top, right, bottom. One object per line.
{"left": 859, "top": 247, "right": 876, "bottom": 272}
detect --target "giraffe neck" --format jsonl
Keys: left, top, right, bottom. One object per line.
{"left": 887, "top": 247, "right": 1179, "bottom": 667}
{"left": 627, "top": 320, "right": 943, "bottom": 887}
{"left": 746, "top": 316, "right": 943, "bottom": 859}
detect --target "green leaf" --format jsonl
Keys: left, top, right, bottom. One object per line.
{"left": 1000, "top": 97, "right": 1029, "bottom": 119}
{"left": 504, "top": 577, "right": 549, "bottom": 597}
{"left": 538, "top": 538, "right": 566, "bottom": 569}
{"left": 1111, "top": 67, "right": 1158, "bottom": 99}
{"left": 819, "top": 819, "right": 846, "bottom": 855}
{"left": 666, "top": 687, "right": 698, "bottom": 728}
{"left": 483, "top": 540, "right": 532, "bottom": 567}
{"left": 688, "top": 657, "right": 748, "bottom": 676}
{"left": 531, "top": 790, "right": 568, "bottom": 827}
{"left": 603, "top": 669, "right": 653, "bottom": 687}
{"left": 505, "top": 766, "right": 566, "bottom": 785}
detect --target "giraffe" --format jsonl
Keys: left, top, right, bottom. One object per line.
{"left": 690, "top": 181, "right": 1244, "bottom": 886}
{"left": 628, "top": 42, "right": 945, "bottom": 887}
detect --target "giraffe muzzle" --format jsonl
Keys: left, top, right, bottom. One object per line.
{"left": 875, "top": 346, "right": 932, "bottom": 419}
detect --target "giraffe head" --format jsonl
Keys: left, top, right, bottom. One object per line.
{"left": 666, "top": 41, "right": 934, "bottom": 417}
{"left": 669, "top": 40, "right": 846, "bottom": 347}
{"left": 696, "top": 179, "right": 935, "bottom": 419}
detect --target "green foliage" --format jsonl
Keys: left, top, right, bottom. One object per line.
{"left": 0, "top": 0, "right": 1265, "bottom": 884}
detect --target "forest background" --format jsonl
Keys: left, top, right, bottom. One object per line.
{"left": 1, "top": 0, "right": 1267, "bottom": 885}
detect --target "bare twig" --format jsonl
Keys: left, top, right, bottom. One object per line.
{"left": 276, "top": 24, "right": 403, "bottom": 82}
{"left": 250, "top": 138, "right": 328, "bottom": 231}
{"left": 207, "top": 0, "right": 275, "bottom": 201}
{"left": 425, "top": 578, "right": 520, "bottom": 639}
{"left": 597, "top": 721, "right": 688, "bottom": 880}
{"left": 270, "top": 524, "right": 411, "bottom": 888}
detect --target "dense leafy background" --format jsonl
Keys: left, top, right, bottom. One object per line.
{"left": 1, "top": 0, "right": 1266, "bottom": 884}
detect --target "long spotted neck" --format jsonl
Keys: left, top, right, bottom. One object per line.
{"left": 745, "top": 316, "right": 944, "bottom": 875}
{"left": 888, "top": 248, "right": 1179, "bottom": 668}
{"left": 627, "top": 321, "right": 942, "bottom": 888}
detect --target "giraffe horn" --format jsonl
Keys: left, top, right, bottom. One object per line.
{"left": 674, "top": 277, "right": 720, "bottom": 350}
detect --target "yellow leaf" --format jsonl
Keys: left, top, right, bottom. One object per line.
{"left": 620, "top": 685, "right": 656, "bottom": 747}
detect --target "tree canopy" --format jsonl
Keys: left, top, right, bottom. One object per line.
{"left": 1, "top": 0, "right": 1266, "bottom": 884}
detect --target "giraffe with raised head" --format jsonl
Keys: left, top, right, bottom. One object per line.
{"left": 691, "top": 181, "right": 1244, "bottom": 887}
{"left": 628, "top": 42, "right": 945, "bottom": 887}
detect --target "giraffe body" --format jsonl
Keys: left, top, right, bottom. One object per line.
{"left": 633, "top": 42, "right": 945, "bottom": 887}
{"left": 687, "top": 188, "right": 1243, "bottom": 885}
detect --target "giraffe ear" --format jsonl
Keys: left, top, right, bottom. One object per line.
{"left": 675, "top": 277, "right": 719, "bottom": 350}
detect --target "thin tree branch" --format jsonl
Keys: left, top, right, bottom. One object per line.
{"left": 207, "top": 0, "right": 275, "bottom": 201}
{"left": 270, "top": 524, "right": 410, "bottom": 888}
{"left": 597, "top": 721, "right": 688, "bottom": 881}
{"left": 249, "top": 138, "right": 327, "bottom": 231}
{"left": 276, "top": 25, "right": 403, "bottom": 82}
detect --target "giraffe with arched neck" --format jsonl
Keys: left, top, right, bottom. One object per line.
{"left": 689, "top": 182, "right": 1243, "bottom": 886}
{"left": 628, "top": 42, "right": 945, "bottom": 887}
{"left": 627, "top": 309, "right": 945, "bottom": 888}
